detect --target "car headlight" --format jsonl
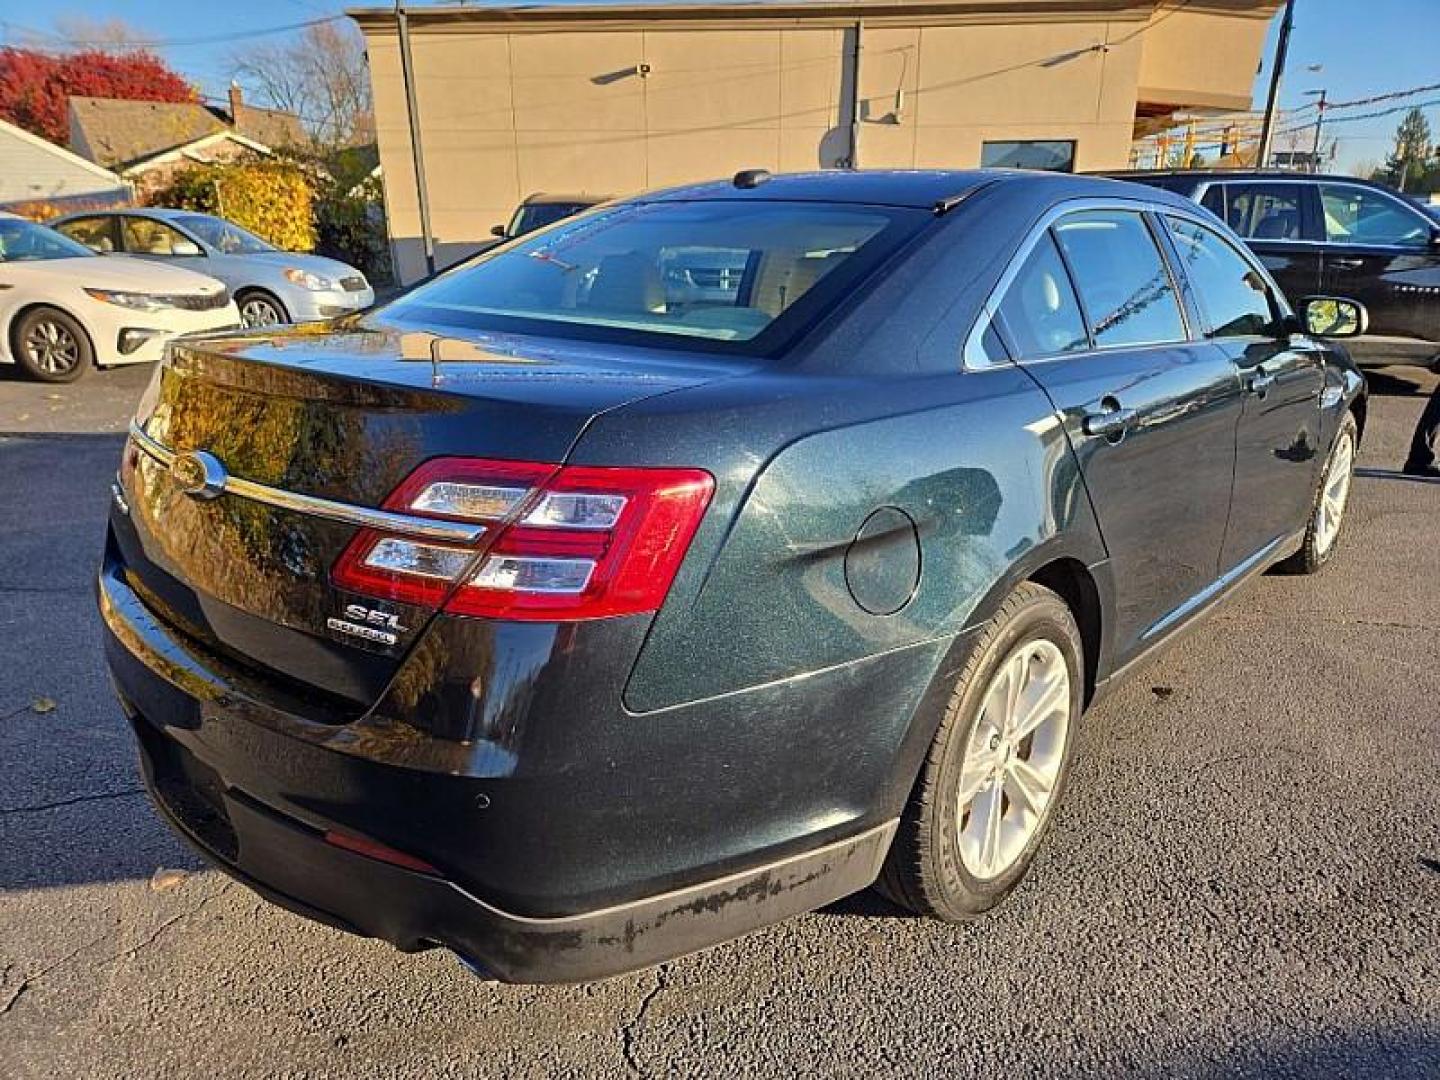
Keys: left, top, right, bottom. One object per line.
{"left": 84, "top": 289, "right": 176, "bottom": 312}
{"left": 283, "top": 267, "right": 333, "bottom": 291}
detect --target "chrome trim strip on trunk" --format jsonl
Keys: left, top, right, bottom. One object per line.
{"left": 127, "top": 420, "right": 486, "bottom": 545}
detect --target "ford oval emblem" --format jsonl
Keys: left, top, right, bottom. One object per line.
{"left": 170, "top": 450, "right": 227, "bottom": 501}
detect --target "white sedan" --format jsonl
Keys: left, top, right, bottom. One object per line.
{"left": 0, "top": 213, "right": 240, "bottom": 382}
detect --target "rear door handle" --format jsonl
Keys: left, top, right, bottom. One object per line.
{"left": 1081, "top": 403, "right": 1137, "bottom": 440}
{"left": 1329, "top": 257, "right": 1365, "bottom": 270}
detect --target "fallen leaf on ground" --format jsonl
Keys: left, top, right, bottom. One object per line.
{"left": 31, "top": 697, "right": 56, "bottom": 714}
{"left": 1151, "top": 686, "right": 1175, "bottom": 701}
{"left": 150, "top": 868, "right": 189, "bottom": 893}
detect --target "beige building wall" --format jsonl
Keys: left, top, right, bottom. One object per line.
{"left": 354, "top": 2, "right": 1279, "bottom": 283}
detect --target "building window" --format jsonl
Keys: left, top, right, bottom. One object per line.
{"left": 980, "top": 140, "right": 1076, "bottom": 172}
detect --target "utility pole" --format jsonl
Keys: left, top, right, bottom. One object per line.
{"left": 396, "top": 1, "right": 436, "bottom": 278}
{"left": 1256, "top": 0, "right": 1295, "bottom": 169}
{"left": 1306, "top": 88, "right": 1327, "bottom": 172}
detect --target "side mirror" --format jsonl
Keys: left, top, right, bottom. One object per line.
{"left": 1299, "top": 296, "right": 1369, "bottom": 339}
{"left": 490, "top": 224, "right": 506, "bottom": 238}
{"left": 172, "top": 239, "right": 202, "bottom": 257}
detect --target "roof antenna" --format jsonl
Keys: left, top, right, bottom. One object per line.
{"left": 733, "top": 168, "right": 772, "bottom": 189}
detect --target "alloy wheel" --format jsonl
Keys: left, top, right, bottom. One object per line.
{"left": 956, "top": 638, "right": 1071, "bottom": 881}
{"left": 23, "top": 318, "right": 81, "bottom": 376}
{"left": 240, "top": 297, "right": 283, "bottom": 327}
{"left": 1314, "top": 428, "right": 1354, "bottom": 557}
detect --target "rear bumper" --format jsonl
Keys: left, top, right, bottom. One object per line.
{"left": 98, "top": 549, "right": 902, "bottom": 982}
{"left": 127, "top": 699, "right": 893, "bottom": 982}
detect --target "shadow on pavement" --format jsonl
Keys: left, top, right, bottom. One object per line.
{"left": 1355, "top": 466, "right": 1440, "bottom": 484}
{"left": 1138, "top": 1029, "right": 1440, "bottom": 1079}
{"left": 1362, "top": 366, "right": 1434, "bottom": 398}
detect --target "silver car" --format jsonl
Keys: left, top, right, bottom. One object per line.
{"left": 51, "top": 208, "right": 375, "bottom": 328}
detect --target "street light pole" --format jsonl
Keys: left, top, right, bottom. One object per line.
{"left": 396, "top": 1, "right": 436, "bottom": 278}
{"left": 1256, "top": 0, "right": 1295, "bottom": 169}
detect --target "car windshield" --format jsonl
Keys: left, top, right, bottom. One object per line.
{"left": 509, "top": 202, "right": 594, "bottom": 237}
{"left": 173, "top": 214, "right": 274, "bottom": 254}
{"left": 0, "top": 218, "right": 94, "bottom": 262}
{"left": 380, "top": 200, "right": 923, "bottom": 353}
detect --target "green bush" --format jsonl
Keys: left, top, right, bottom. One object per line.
{"left": 148, "top": 162, "right": 316, "bottom": 252}
{"left": 315, "top": 171, "right": 391, "bottom": 284}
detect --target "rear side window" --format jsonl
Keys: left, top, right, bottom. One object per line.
{"left": 995, "top": 233, "right": 1088, "bottom": 358}
{"left": 1199, "top": 186, "right": 1226, "bottom": 218}
{"left": 1319, "top": 184, "right": 1431, "bottom": 248}
{"left": 1165, "top": 216, "right": 1276, "bottom": 338}
{"left": 1225, "top": 184, "right": 1305, "bottom": 240}
{"left": 1053, "top": 210, "right": 1187, "bottom": 348}
{"left": 382, "top": 200, "right": 923, "bottom": 354}
{"left": 54, "top": 215, "right": 117, "bottom": 253}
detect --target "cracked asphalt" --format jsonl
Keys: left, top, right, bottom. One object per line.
{"left": 1, "top": 361, "right": 1437, "bottom": 1079}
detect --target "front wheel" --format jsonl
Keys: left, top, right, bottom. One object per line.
{"left": 237, "top": 290, "right": 288, "bottom": 328}
{"left": 12, "top": 306, "right": 92, "bottom": 383}
{"left": 877, "top": 582, "right": 1083, "bottom": 920}
{"left": 1278, "top": 412, "right": 1358, "bottom": 575}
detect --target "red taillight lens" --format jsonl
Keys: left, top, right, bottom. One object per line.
{"left": 332, "top": 458, "right": 714, "bottom": 622}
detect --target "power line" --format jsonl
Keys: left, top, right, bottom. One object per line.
{"left": 0, "top": 14, "right": 344, "bottom": 51}
{"left": 1277, "top": 97, "right": 1440, "bottom": 136}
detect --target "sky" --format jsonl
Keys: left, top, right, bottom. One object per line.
{"left": 0, "top": 0, "right": 1433, "bottom": 174}
{"left": 1249, "top": 0, "right": 1439, "bottom": 173}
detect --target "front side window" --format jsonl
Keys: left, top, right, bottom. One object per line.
{"left": 54, "top": 216, "right": 118, "bottom": 253}
{"left": 1165, "top": 216, "right": 1276, "bottom": 338}
{"left": 1053, "top": 210, "right": 1187, "bottom": 348}
{"left": 995, "top": 233, "right": 1088, "bottom": 358}
{"left": 1319, "top": 185, "right": 1431, "bottom": 248}
{"left": 122, "top": 217, "right": 197, "bottom": 257}
{"left": 174, "top": 214, "right": 273, "bottom": 254}
{"left": 981, "top": 140, "right": 1076, "bottom": 173}
{"left": 380, "top": 200, "right": 922, "bottom": 352}
{"left": 1224, "top": 184, "right": 1305, "bottom": 241}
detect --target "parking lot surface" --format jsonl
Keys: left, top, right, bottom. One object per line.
{"left": 1, "top": 361, "right": 1437, "bottom": 1079}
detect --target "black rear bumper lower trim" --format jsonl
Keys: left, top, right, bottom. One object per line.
{"left": 103, "top": 560, "right": 898, "bottom": 982}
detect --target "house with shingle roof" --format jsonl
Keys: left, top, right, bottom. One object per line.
{"left": 68, "top": 86, "right": 306, "bottom": 195}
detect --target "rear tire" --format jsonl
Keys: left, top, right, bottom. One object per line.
{"left": 1277, "top": 412, "right": 1358, "bottom": 575}
{"left": 877, "top": 582, "right": 1083, "bottom": 919}
{"left": 11, "top": 306, "right": 92, "bottom": 383}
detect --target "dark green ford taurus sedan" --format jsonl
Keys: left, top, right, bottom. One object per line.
{"left": 100, "top": 169, "right": 1368, "bottom": 982}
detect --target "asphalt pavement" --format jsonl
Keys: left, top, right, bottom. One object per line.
{"left": 1, "top": 360, "right": 1436, "bottom": 1079}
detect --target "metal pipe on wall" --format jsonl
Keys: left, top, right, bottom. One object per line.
{"left": 848, "top": 19, "right": 863, "bottom": 169}
{"left": 396, "top": 2, "right": 436, "bottom": 277}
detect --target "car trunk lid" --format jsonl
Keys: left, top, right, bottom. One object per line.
{"left": 116, "top": 323, "right": 735, "bottom": 712}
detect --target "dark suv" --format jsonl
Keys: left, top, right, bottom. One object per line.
{"left": 101, "top": 170, "right": 1368, "bottom": 983}
{"left": 1114, "top": 170, "right": 1440, "bottom": 369}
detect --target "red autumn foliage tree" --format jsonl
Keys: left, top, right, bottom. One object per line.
{"left": 0, "top": 48, "right": 195, "bottom": 145}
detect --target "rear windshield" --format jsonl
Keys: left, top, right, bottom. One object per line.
{"left": 377, "top": 200, "right": 926, "bottom": 355}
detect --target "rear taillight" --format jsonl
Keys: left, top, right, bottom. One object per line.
{"left": 332, "top": 457, "right": 714, "bottom": 622}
